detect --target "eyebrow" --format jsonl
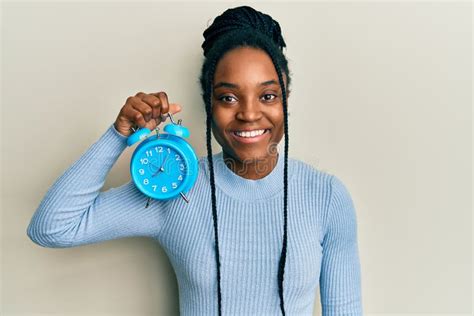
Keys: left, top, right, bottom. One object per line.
{"left": 213, "top": 80, "right": 279, "bottom": 90}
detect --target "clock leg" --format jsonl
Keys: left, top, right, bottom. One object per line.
{"left": 180, "top": 192, "right": 189, "bottom": 204}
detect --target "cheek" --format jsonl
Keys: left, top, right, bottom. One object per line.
{"left": 273, "top": 125, "right": 285, "bottom": 143}
{"left": 210, "top": 119, "right": 227, "bottom": 150}
{"left": 212, "top": 107, "right": 233, "bottom": 131}
{"left": 269, "top": 109, "right": 285, "bottom": 134}
{"left": 210, "top": 118, "right": 224, "bottom": 140}
{"left": 269, "top": 119, "right": 285, "bottom": 145}
{"left": 211, "top": 108, "right": 231, "bottom": 143}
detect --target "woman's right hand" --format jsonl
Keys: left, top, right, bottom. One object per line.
{"left": 114, "top": 91, "right": 182, "bottom": 137}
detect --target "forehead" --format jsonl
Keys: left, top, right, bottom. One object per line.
{"left": 214, "top": 47, "right": 278, "bottom": 86}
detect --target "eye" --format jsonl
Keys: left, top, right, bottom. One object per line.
{"left": 218, "top": 95, "right": 237, "bottom": 103}
{"left": 261, "top": 93, "right": 277, "bottom": 102}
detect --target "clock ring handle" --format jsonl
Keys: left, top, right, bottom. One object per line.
{"left": 130, "top": 113, "right": 181, "bottom": 131}
{"left": 128, "top": 112, "right": 187, "bottom": 146}
{"left": 161, "top": 112, "right": 183, "bottom": 126}
{"left": 130, "top": 112, "right": 176, "bottom": 133}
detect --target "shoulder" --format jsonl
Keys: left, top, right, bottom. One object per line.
{"left": 287, "top": 157, "right": 333, "bottom": 189}
{"left": 289, "top": 157, "right": 353, "bottom": 194}
{"left": 324, "top": 172, "right": 358, "bottom": 239}
{"left": 328, "top": 173, "right": 354, "bottom": 207}
{"left": 289, "top": 157, "right": 356, "bottom": 218}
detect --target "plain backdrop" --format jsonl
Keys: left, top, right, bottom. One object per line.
{"left": 1, "top": 1, "right": 472, "bottom": 315}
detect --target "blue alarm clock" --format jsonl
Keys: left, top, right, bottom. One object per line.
{"left": 127, "top": 113, "right": 199, "bottom": 205}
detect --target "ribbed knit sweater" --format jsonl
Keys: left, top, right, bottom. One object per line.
{"left": 27, "top": 124, "right": 363, "bottom": 315}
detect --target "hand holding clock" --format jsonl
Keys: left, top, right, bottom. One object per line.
{"left": 114, "top": 91, "right": 182, "bottom": 137}
{"left": 121, "top": 91, "right": 198, "bottom": 204}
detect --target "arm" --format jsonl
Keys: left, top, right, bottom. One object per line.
{"left": 319, "top": 175, "right": 363, "bottom": 315}
{"left": 26, "top": 124, "right": 165, "bottom": 248}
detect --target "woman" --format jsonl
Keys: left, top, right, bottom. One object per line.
{"left": 27, "top": 5, "right": 363, "bottom": 315}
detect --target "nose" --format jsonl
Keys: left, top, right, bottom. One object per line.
{"left": 235, "top": 98, "right": 263, "bottom": 122}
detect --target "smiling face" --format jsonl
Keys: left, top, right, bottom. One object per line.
{"left": 211, "top": 46, "right": 288, "bottom": 164}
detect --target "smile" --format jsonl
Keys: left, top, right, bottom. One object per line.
{"left": 231, "top": 129, "right": 270, "bottom": 144}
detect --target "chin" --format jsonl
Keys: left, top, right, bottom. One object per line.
{"left": 232, "top": 147, "right": 274, "bottom": 163}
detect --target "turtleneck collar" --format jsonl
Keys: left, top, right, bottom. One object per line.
{"left": 201, "top": 150, "right": 292, "bottom": 201}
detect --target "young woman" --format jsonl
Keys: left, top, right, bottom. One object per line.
{"left": 27, "top": 6, "right": 363, "bottom": 315}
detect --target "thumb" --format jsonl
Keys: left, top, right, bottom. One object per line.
{"left": 169, "top": 103, "right": 182, "bottom": 114}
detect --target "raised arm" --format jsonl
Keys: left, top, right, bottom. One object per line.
{"left": 319, "top": 175, "right": 363, "bottom": 315}
{"left": 26, "top": 124, "right": 166, "bottom": 248}
{"left": 27, "top": 91, "right": 182, "bottom": 248}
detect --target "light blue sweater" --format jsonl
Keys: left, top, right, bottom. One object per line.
{"left": 27, "top": 124, "right": 363, "bottom": 315}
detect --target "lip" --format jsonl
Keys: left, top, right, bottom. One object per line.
{"left": 229, "top": 129, "right": 270, "bottom": 144}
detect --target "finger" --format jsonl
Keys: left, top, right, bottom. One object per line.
{"left": 130, "top": 98, "right": 153, "bottom": 122}
{"left": 169, "top": 103, "right": 182, "bottom": 114}
{"left": 140, "top": 94, "right": 162, "bottom": 119}
{"left": 159, "top": 103, "right": 183, "bottom": 122}
{"left": 150, "top": 92, "right": 170, "bottom": 116}
{"left": 123, "top": 106, "right": 147, "bottom": 128}
{"left": 144, "top": 117, "right": 160, "bottom": 131}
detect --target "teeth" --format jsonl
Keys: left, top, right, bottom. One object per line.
{"left": 234, "top": 129, "right": 266, "bottom": 138}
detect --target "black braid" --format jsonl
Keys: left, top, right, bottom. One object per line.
{"left": 199, "top": 5, "right": 292, "bottom": 315}
{"left": 205, "top": 56, "right": 223, "bottom": 315}
{"left": 265, "top": 47, "right": 289, "bottom": 315}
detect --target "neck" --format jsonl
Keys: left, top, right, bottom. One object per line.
{"left": 222, "top": 151, "right": 279, "bottom": 180}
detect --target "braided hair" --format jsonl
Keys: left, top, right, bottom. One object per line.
{"left": 199, "top": 6, "right": 292, "bottom": 315}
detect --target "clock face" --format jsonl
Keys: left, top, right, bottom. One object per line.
{"left": 131, "top": 142, "right": 188, "bottom": 199}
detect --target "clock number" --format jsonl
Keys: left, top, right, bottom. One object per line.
{"left": 175, "top": 154, "right": 181, "bottom": 161}
{"left": 172, "top": 182, "right": 178, "bottom": 189}
{"left": 155, "top": 146, "right": 163, "bottom": 153}
{"left": 167, "top": 148, "right": 171, "bottom": 154}
{"left": 152, "top": 185, "right": 157, "bottom": 191}
{"left": 143, "top": 179, "right": 149, "bottom": 185}
{"left": 140, "top": 158, "right": 149, "bottom": 165}
{"left": 178, "top": 175, "right": 183, "bottom": 181}
{"left": 179, "top": 163, "right": 185, "bottom": 171}
{"left": 145, "top": 150, "right": 153, "bottom": 157}
{"left": 138, "top": 169, "right": 145, "bottom": 175}
{"left": 161, "top": 186, "right": 167, "bottom": 193}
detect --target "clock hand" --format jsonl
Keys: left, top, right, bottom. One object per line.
{"left": 159, "top": 152, "right": 170, "bottom": 171}
{"left": 148, "top": 161, "right": 163, "bottom": 175}
{"left": 152, "top": 152, "right": 170, "bottom": 177}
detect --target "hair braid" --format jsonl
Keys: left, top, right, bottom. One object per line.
{"left": 204, "top": 56, "right": 223, "bottom": 315}
{"left": 265, "top": 47, "right": 290, "bottom": 315}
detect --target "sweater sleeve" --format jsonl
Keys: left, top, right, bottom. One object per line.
{"left": 26, "top": 124, "right": 165, "bottom": 248}
{"left": 319, "top": 175, "right": 363, "bottom": 315}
